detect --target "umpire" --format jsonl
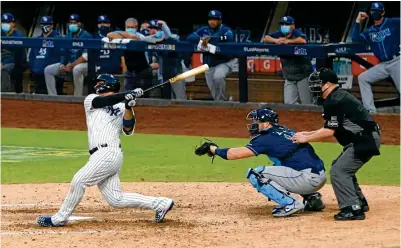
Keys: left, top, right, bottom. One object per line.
{"left": 292, "top": 68, "right": 381, "bottom": 221}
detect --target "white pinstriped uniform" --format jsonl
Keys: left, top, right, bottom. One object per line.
{"left": 51, "top": 94, "right": 170, "bottom": 226}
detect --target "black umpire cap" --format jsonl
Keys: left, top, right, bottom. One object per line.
{"left": 309, "top": 68, "right": 339, "bottom": 85}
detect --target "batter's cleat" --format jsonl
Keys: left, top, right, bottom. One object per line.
{"left": 302, "top": 192, "right": 325, "bottom": 211}
{"left": 334, "top": 205, "right": 365, "bottom": 221}
{"left": 36, "top": 216, "right": 62, "bottom": 227}
{"left": 272, "top": 200, "right": 304, "bottom": 217}
{"left": 154, "top": 198, "right": 174, "bottom": 223}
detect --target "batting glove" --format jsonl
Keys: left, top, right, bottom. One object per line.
{"left": 132, "top": 88, "right": 144, "bottom": 97}
{"left": 125, "top": 92, "right": 136, "bottom": 109}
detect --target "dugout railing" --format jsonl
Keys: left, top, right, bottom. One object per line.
{"left": 2, "top": 37, "right": 399, "bottom": 106}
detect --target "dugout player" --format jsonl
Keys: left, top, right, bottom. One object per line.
{"left": 93, "top": 15, "right": 124, "bottom": 75}
{"left": 351, "top": 2, "right": 400, "bottom": 113}
{"left": 264, "top": 16, "right": 313, "bottom": 105}
{"left": 107, "top": 18, "right": 159, "bottom": 95}
{"left": 1, "top": 13, "right": 26, "bottom": 93}
{"left": 37, "top": 74, "right": 174, "bottom": 227}
{"left": 44, "top": 14, "right": 92, "bottom": 96}
{"left": 29, "top": 16, "right": 61, "bottom": 94}
{"left": 187, "top": 10, "right": 237, "bottom": 101}
{"left": 292, "top": 68, "right": 381, "bottom": 221}
{"left": 196, "top": 108, "right": 326, "bottom": 217}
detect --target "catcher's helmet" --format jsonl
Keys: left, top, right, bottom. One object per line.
{"left": 94, "top": 74, "right": 120, "bottom": 93}
{"left": 246, "top": 108, "right": 279, "bottom": 136}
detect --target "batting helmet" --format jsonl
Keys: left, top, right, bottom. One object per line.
{"left": 246, "top": 108, "right": 279, "bottom": 136}
{"left": 94, "top": 74, "right": 121, "bottom": 93}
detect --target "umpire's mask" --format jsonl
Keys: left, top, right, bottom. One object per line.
{"left": 308, "top": 68, "right": 339, "bottom": 105}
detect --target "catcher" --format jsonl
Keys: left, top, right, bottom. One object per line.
{"left": 195, "top": 108, "right": 326, "bottom": 217}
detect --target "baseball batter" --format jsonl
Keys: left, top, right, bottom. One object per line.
{"left": 37, "top": 74, "right": 174, "bottom": 227}
{"left": 352, "top": 2, "right": 400, "bottom": 113}
{"left": 195, "top": 108, "right": 326, "bottom": 217}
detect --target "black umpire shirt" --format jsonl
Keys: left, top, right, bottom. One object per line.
{"left": 322, "top": 87, "right": 380, "bottom": 156}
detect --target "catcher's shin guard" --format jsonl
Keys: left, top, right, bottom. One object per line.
{"left": 246, "top": 166, "right": 294, "bottom": 206}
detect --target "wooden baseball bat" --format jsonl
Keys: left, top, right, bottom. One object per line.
{"left": 143, "top": 64, "right": 209, "bottom": 93}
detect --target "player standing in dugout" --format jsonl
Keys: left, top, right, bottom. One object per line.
{"left": 292, "top": 68, "right": 381, "bottom": 221}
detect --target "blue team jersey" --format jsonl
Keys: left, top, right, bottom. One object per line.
{"left": 1, "top": 29, "right": 26, "bottom": 64}
{"left": 93, "top": 32, "right": 123, "bottom": 74}
{"left": 29, "top": 31, "right": 61, "bottom": 74}
{"left": 187, "top": 24, "right": 234, "bottom": 67}
{"left": 245, "top": 125, "right": 325, "bottom": 174}
{"left": 352, "top": 18, "right": 400, "bottom": 62}
{"left": 61, "top": 29, "right": 92, "bottom": 65}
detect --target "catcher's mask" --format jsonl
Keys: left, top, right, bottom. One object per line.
{"left": 246, "top": 108, "right": 279, "bottom": 136}
{"left": 94, "top": 74, "right": 121, "bottom": 94}
{"left": 308, "top": 68, "right": 340, "bottom": 105}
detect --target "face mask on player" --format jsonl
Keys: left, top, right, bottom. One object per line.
{"left": 126, "top": 28, "right": 136, "bottom": 34}
{"left": 69, "top": 24, "right": 79, "bottom": 33}
{"left": 41, "top": 25, "right": 52, "bottom": 34}
{"left": 280, "top": 25, "right": 291, "bottom": 35}
{"left": 98, "top": 25, "right": 112, "bottom": 37}
{"left": 1, "top": 23, "right": 11, "bottom": 33}
{"left": 154, "top": 31, "right": 164, "bottom": 39}
{"left": 370, "top": 11, "right": 383, "bottom": 21}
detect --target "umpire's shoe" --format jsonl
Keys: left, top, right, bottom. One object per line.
{"left": 359, "top": 197, "right": 369, "bottom": 212}
{"left": 334, "top": 205, "right": 365, "bottom": 221}
{"left": 36, "top": 216, "right": 63, "bottom": 227}
{"left": 154, "top": 197, "right": 174, "bottom": 223}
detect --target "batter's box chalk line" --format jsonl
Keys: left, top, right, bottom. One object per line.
{"left": 1, "top": 230, "right": 118, "bottom": 236}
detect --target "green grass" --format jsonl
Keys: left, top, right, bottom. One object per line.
{"left": 1, "top": 128, "right": 400, "bottom": 185}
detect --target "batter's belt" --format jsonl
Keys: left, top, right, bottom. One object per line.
{"left": 89, "top": 143, "right": 121, "bottom": 155}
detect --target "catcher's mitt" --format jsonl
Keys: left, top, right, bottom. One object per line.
{"left": 194, "top": 139, "right": 218, "bottom": 163}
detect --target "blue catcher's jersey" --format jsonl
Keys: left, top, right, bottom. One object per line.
{"left": 61, "top": 29, "right": 92, "bottom": 65}
{"left": 352, "top": 18, "right": 400, "bottom": 62}
{"left": 29, "top": 31, "right": 61, "bottom": 74}
{"left": 93, "top": 32, "right": 123, "bottom": 74}
{"left": 245, "top": 125, "right": 325, "bottom": 174}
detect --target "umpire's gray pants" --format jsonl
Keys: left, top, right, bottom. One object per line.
{"left": 330, "top": 132, "right": 381, "bottom": 209}
{"left": 358, "top": 56, "right": 400, "bottom": 113}
{"left": 205, "top": 59, "right": 237, "bottom": 101}
{"left": 284, "top": 77, "right": 312, "bottom": 104}
{"left": 45, "top": 62, "right": 88, "bottom": 96}
{"left": 1, "top": 63, "right": 15, "bottom": 92}
{"left": 259, "top": 166, "right": 327, "bottom": 195}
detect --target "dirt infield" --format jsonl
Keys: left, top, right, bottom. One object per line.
{"left": 1, "top": 99, "right": 400, "bottom": 248}
{"left": 1, "top": 99, "right": 400, "bottom": 144}
{"left": 1, "top": 183, "right": 400, "bottom": 248}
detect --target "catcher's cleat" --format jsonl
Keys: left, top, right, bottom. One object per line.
{"left": 272, "top": 200, "right": 304, "bottom": 217}
{"left": 302, "top": 192, "right": 325, "bottom": 211}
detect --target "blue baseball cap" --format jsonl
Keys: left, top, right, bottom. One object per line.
{"left": 371, "top": 2, "right": 384, "bottom": 11}
{"left": 40, "top": 16, "right": 53, "bottom": 25}
{"left": 97, "top": 15, "right": 110, "bottom": 23}
{"left": 2, "top": 13, "right": 15, "bottom": 22}
{"left": 280, "top": 16, "right": 295, "bottom": 25}
{"left": 69, "top": 14, "right": 80, "bottom": 22}
{"left": 208, "top": 10, "right": 222, "bottom": 19}
{"left": 149, "top": 19, "right": 159, "bottom": 29}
